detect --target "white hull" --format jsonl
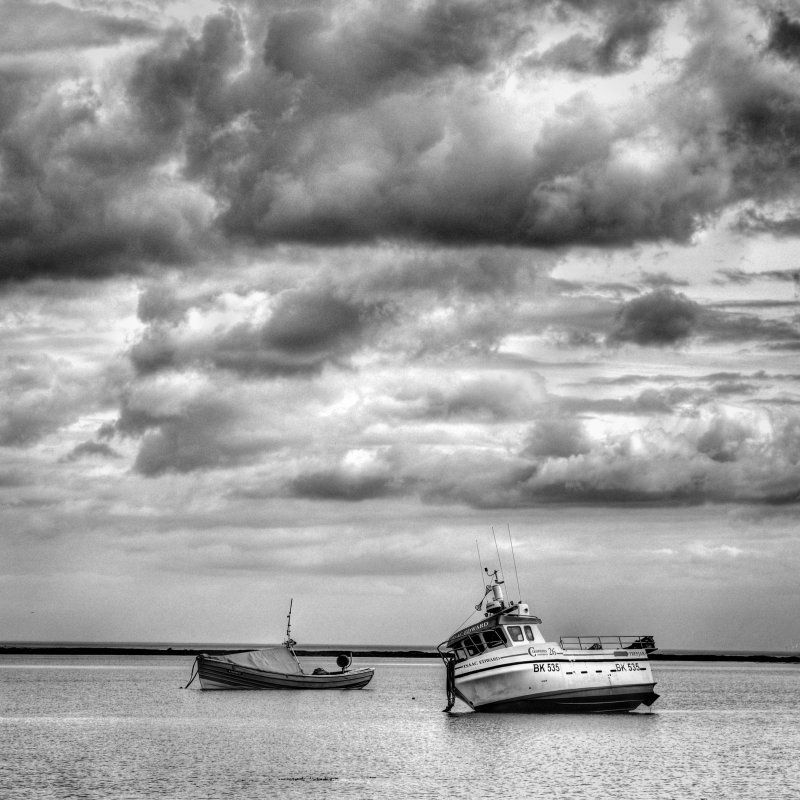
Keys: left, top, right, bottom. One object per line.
{"left": 454, "top": 645, "right": 657, "bottom": 713}
{"left": 440, "top": 550, "right": 658, "bottom": 713}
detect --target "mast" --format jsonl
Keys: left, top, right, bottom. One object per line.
{"left": 284, "top": 598, "right": 297, "bottom": 649}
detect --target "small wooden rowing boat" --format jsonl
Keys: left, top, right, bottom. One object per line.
{"left": 185, "top": 600, "right": 374, "bottom": 690}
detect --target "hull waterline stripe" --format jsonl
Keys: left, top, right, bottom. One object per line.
{"left": 456, "top": 656, "right": 651, "bottom": 680}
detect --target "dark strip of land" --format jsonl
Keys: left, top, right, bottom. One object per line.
{"left": 0, "top": 645, "right": 437, "bottom": 658}
{"left": 649, "top": 653, "right": 799, "bottom": 663}
{"left": 0, "top": 645, "right": 798, "bottom": 663}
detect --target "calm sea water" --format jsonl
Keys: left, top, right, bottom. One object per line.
{"left": 1, "top": 655, "right": 798, "bottom": 799}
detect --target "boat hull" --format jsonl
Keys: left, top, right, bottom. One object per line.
{"left": 454, "top": 648, "right": 658, "bottom": 713}
{"left": 196, "top": 656, "right": 374, "bottom": 690}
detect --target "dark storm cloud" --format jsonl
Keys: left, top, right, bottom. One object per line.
{"left": 0, "top": 99, "right": 210, "bottom": 281}
{"left": 711, "top": 381, "right": 755, "bottom": 397}
{"left": 766, "top": 9, "right": 800, "bottom": 61}
{"left": 262, "top": 0, "right": 509, "bottom": 101}
{"left": 264, "top": 290, "right": 372, "bottom": 354}
{"left": 130, "top": 9, "right": 246, "bottom": 142}
{"left": 640, "top": 271, "right": 689, "bottom": 289}
{"left": 288, "top": 469, "right": 398, "bottom": 501}
{"left": 357, "top": 249, "right": 528, "bottom": 297}
{"left": 60, "top": 440, "right": 121, "bottom": 462}
{"left": 608, "top": 288, "right": 800, "bottom": 349}
{"left": 133, "top": 1, "right": 741, "bottom": 249}
{"left": 0, "top": 4, "right": 220, "bottom": 281}
{"left": 116, "top": 392, "right": 279, "bottom": 476}
{"left": 537, "top": 0, "right": 675, "bottom": 74}
{"left": 133, "top": 419, "right": 264, "bottom": 475}
{"left": 8, "top": 1, "right": 800, "bottom": 283}
{"left": 688, "top": 10, "right": 800, "bottom": 210}
{"left": 218, "top": 291, "right": 388, "bottom": 376}
{"left": 130, "top": 288, "right": 387, "bottom": 377}
{"left": 608, "top": 288, "right": 699, "bottom": 346}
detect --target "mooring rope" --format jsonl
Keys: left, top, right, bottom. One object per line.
{"left": 182, "top": 657, "right": 199, "bottom": 689}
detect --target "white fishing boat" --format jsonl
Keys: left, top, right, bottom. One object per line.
{"left": 438, "top": 566, "right": 659, "bottom": 713}
{"left": 186, "top": 600, "right": 374, "bottom": 691}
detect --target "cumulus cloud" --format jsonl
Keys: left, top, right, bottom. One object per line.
{"left": 261, "top": 1, "right": 509, "bottom": 101}
{"left": 7, "top": 0, "right": 800, "bottom": 281}
{"left": 287, "top": 448, "right": 403, "bottom": 501}
{"left": 523, "top": 417, "right": 590, "bottom": 458}
{"left": 4, "top": 1, "right": 800, "bottom": 512}
{"left": 118, "top": 385, "right": 278, "bottom": 476}
{"left": 289, "top": 469, "right": 398, "bottom": 501}
{"left": 60, "top": 441, "right": 122, "bottom": 463}
{"left": 733, "top": 207, "right": 800, "bottom": 237}
{"left": 766, "top": 9, "right": 800, "bottom": 61}
{"left": 608, "top": 288, "right": 699, "bottom": 346}
{"left": 699, "top": 306, "right": 800, "bottom": 346}
{"left": 391, "top": 371, "right": 548, "bottom": 421}
{"left": 536, "top": 0, "right": 676, "bottom": 74}
{"left": 640, "top": 271, "right": 690, "bottom": 289}
{"left": 129, "top": 287, "right": 388, "bottom": 376}
{"left": 0, "top": 354, "right": 99, "bottom": 446}
{"left": 423, "top": 403, "right": 800, "bottom": 507}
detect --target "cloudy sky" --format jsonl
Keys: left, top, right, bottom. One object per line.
{"left": 2, "top": 0, "right": 800, "bottom": 653}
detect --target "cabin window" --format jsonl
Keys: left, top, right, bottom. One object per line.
{"left": 449, "top": 639, "right": 469, "bottom": 662}
{"left": 507, "top": 625, "right": 525, "bottom": 643}
{"left": 524, "top": 626, "right": 535, "bottom": 642}
{"left": 465, "top": 635, "right": 485, "bottom": 657}
{"left": 483, "top": 629, "right": 505, "bottom": 649}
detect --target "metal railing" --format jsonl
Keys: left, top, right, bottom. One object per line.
{"left": 559, "top": 635, "right": 656, "bottom": 653}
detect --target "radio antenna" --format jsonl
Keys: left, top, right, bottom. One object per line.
{"left": 475, "top": 540, "right": 485, "bottom": 588}
{"left": 508, "top": 524, "right": 522, "bottom": 603}
{"left": 491, "top": 527, "right": 505, "bottom": 583}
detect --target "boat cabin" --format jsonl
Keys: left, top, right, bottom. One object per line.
{"left": 447, "top": 613, "right": 547, "bottom": 663}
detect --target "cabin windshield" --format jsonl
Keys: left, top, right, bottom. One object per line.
{"left": 464, "top": 635, "right": 484, "bottom": 657}
{"left": 483, "top": 629, "right": 506, "bottom": 648}
{"left": 451, "top": 627, "right": 508, "bottom": 662}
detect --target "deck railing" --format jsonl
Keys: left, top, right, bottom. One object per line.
{"left": 559, "top": 635, "right": 656, "bottom": 653}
